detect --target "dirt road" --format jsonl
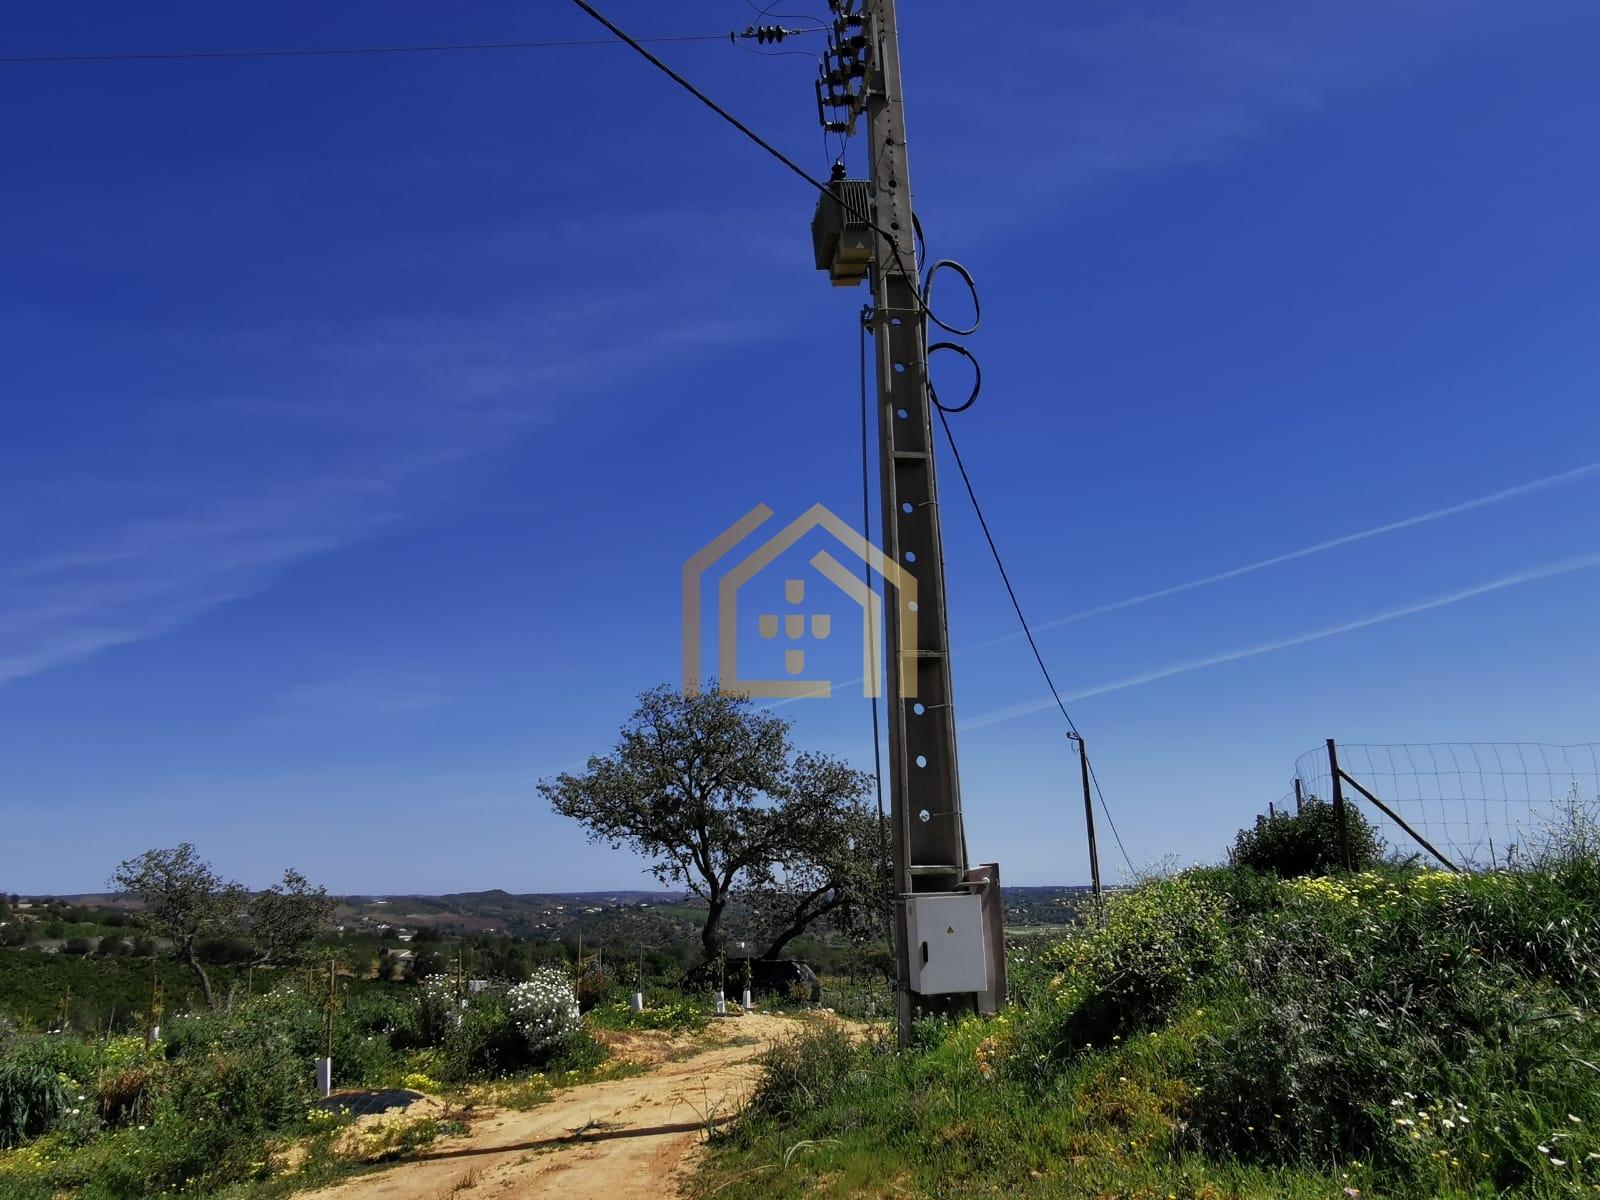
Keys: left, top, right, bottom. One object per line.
{"left": 302, "top": 1013, "right": 801, "bottom": 1200}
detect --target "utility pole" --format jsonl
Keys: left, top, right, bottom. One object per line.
{"left": 815, "top": 0, "right": 1000, "bottom": 1044}
{"left": 1070, "top": 734, "right": 1103, "bottom": 916}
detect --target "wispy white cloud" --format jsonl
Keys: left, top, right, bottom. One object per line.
{"left": 964, "top": 550, "right": 1600, "bottom": 730}
{"left": 921, "top": 0, "right": 1589, "bottom": 220}
{"left": 0, "top": 227, "right": 780, "bottom": 688}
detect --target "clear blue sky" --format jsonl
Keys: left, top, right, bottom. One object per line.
{"left": 3, "top": 0, "right": 1598, "bottom": 894}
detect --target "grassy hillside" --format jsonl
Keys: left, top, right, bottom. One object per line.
{"left": 702, "top": 853, "right": 1600, "bottom": 1199}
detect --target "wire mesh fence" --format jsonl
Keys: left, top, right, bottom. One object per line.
{"left": 1291, "top": 741, "right": 1600, "bottom": 869}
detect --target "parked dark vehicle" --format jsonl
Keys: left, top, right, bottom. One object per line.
{"left": 688, "top": 957, "right": 822, "bottom": 1003}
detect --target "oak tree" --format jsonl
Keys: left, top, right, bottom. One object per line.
{"left": 540, "top": 686, "right": 873, "bottom": 962}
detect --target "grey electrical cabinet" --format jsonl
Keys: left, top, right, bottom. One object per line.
{"left": 906, "top": 892, "right": 990, "bottom": 996}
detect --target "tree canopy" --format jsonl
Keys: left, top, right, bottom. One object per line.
{"left": 109, "top": 844, "right": 333, "bottom": 1008}
{"left": 539, "top": 686, "right": 878, "bottom": 961}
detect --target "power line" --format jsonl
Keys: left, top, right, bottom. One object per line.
{"left": 566, "top": 0, "right": 964, "bottom": 334}
{"left": 566, "top": 0, "right": 1133, "bottom": 876}
{"left": 933, "top": 405, "right": 1135, "bottom": 874}
{"left": 0, "top": 31, "right": 813, "bottom": 67}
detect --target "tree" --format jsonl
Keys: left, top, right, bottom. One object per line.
{"left": 738, "top": 797, "right": 889, "bottom": 960}
{"left": 243, "top": 869, "right": 334, "bottom": 967}
{"left": 110, "top": 845, "right": 334, "bottom": 1008}
{"left": 111, "top": 844, "right": 243, "bottom": 1009}
{"left": 540, "top": 686, "right": 871, "bottom": 962}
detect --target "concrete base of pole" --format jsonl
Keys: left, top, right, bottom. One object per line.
{"left": 741, "top": 989, "right": 752, "bottom": 1012}
{"left": 714, "top": 990, "right": 726, "bottom": 1016}
{"left": 316, "top": 1057, "right": 332, "bottom": 1098}
{"left": 149, "top": 1025, "right": 160, "bottom": 1042}
{"left": 630, "top": 991, "right": 644, "bottom": 1013}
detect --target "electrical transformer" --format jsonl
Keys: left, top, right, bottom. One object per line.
{"left": 811, "top": 174, "right": 873, "bottom": 287}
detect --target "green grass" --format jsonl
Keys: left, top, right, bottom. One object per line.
{"left": 698, "top": 858, "right": 1600, "bottom": 1200}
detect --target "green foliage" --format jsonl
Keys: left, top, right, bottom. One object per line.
{"left": 0, "top": 1037, "right": 94, "bottom": 1148}
{"left": 744, "top": 1019, "right": 861, "bottom": 1123}
{"left": 540, "top": 685, "right": 873, "bottom": 961}
{"left": 404, "top": 972, "right": 589, "bottom": 1082}
{"left": 1230, "top": 797, "right": 1383, "bottom": 877}
{"left": 1017, "top": 873, "right": 1228, "bottom": 1064}
{"left": 705, "top": 841, "right": 1600, "bottom": 1200}
{"left": 585, "top": 997, "right": 708, "bottom": 1032}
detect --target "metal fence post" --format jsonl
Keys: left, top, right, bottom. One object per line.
{"left": 1293, "top": 777, "right": 1304, "bottom": 815}
{"left": 1327, "top": 738, "right": 1352, "bottom": 872}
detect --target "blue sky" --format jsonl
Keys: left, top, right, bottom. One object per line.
{"left": 3, "top": 0, "right": 1598, "bottom": 894}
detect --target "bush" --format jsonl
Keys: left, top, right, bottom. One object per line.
{"left": 1019, "top": 873, "right": 1229, "bottom": 1065}
{"left": 745, "top": 1020, "right": 861, "bottom": 1122}
{"left": 438, "top": 995, "right": 529, "bottom": 1080}
{"left": 1230, "top": 798, "right": 1383, "bottom": 878}
{"left": 96, "top": 935, "right": 129, "bottom": 957}
{"left": 505, "top": 967, "right": 582, "bottom": 1058}
{"left": 0, "top": 1036, "right": 96, "bottom": 1148}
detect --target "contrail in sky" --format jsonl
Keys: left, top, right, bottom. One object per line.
{"left": 962, "top": 549, "right": 1600, "bottom": 731}
{"left": 965, "top": 459, "right": 1600, "bottom": 655}
{"left": 758, "top": 460, "right": 1600, "bottom": 714}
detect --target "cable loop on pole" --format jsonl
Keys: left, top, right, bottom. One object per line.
{"left": 927, "top": 341, "right": 981, "bottom": 414}
{"left": 921, "top": 258, "right": 981, "bottom": 336}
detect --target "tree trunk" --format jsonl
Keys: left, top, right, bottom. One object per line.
{"left": 701, "top": 893, "right": 728, "bottom": 963}
{"left": 759, "top": 892, "right": 845, "bottom": 961}
{"left": 182, "top": 942, "right": 216, "bottom": 1009}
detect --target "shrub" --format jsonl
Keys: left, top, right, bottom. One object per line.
{"left": 745, "top": 1020, "right": 860, "bottom": 1122}
{"left": 438, "top": 994, "right": 528, "bottom": 1080}
{"left": 409, "top": 975, "right": 465, "bottom": 1048}
{"left": 1020, "top": 873, "right": 1229, "bottom": 1065}
{"left": 0, "top": 1036, "right": 96, "bottom": 1148}
{"left": 1229, "top": 798, "right": 1382, "bottom": 878}
{"left": 505, "top": 967, "right": 582, "bottom": 1059}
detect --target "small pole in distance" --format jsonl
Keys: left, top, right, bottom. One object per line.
{"left": 1070, "top": 733, "right": 1103, "bottom": 921}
